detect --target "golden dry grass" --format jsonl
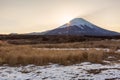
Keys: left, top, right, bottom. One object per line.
{"left": 0, "top": 41, "right": 119, "bottom": 66}
{"left": 32, "top": 40, "right": 120, "bottom": 49}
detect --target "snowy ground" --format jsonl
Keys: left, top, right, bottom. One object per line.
{"left": 0, "top": 48, "right": 120, "bottom": 80}
{"left": 37, "top": 48, "right": 120, "bottom": 54}
{"left": 37, "top": 48, "right": 120, "bottom": 52}
{"left": 0, "top": 61, "right": 120, "bottom": 80}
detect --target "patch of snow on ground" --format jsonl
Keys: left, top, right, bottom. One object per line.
{"left": 0, "top": 62, "right": 120, "bottom": 80}
{"left": 116, "top": 49, "right": 120, "bottom": 53}
{"left": 37, "top": 48, "right": 110, "bottom": 51}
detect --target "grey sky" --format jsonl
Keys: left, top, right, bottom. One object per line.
{"left": 0, "top": 0, "right": 120, "bottom": 34}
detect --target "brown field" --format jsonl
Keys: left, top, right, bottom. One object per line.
{"left": 32, "top": 40, "right": 120, "bottom": 49}
{"left": 0, "top": 40, "right": 120, "bottom": 66}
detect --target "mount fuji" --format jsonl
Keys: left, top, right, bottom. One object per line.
{"left": 44, "top": 18, "right": 120, "bottom": 36}
{"left": 33, "top": 18, "right": 120, "bottom": 36}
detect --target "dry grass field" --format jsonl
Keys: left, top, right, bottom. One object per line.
{"left": 0, "top": 40, "right": 120, "bottom": 66}
{"left": 32, "top": 40, "right": 120, "bottom": 49}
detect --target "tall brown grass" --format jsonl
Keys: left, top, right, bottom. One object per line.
{"left": 87, "top": 49, "right": 103, "bottom": 63}
{"left": 32, "top": 40, "right": 120, "bottom": 49}
{"left": 0, "top": 41, "right": 119, "bottom": 66}
{"left": 0, "top": 44, "right": 105, "bottom": 66}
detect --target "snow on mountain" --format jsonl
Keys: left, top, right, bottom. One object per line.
{"left": 59, "top": 18, "right": 94, "bottom": 29}
{"left": 44, "top": 18, "right": 120, "bottom": 36}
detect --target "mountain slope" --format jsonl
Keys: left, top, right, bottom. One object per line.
{"left": 44, "top": 18, "right": 120, "bottom": 36}
{"left": 28, "top": 31, "right": 49, "bottom": 35}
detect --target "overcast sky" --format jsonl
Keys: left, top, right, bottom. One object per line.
{"left": 0, "top": 0, "right": 120, "bottom": 34}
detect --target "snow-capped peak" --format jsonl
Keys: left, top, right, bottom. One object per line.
{"left": 59, "top": 18, "right": 94, "bottom": 28}
{"left": 70, "top": 18, "right": 90, "bottom": 25}
{"left": 44, "top": 18, "right": 120, "bottom": 36}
